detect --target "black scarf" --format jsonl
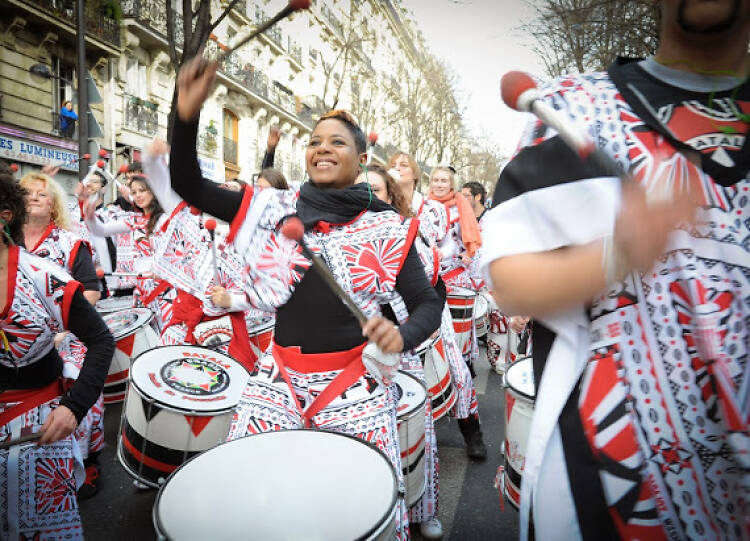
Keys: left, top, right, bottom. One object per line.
{"left": 296, "top": 181, "right": 394, "bottom": 230}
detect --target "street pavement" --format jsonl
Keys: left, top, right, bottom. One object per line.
{"left": 79, "top": 346, "right": 520, "bottom": 540}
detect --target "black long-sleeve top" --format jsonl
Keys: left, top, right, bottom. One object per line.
{"left": 170, "top": 116, "right": 442, "bottom": 353}
{"left": 0, "top": 290, "right": 115, "bottom": 423}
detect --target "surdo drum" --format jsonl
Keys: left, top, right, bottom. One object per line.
{"left": 474, "top": 294, "right": 489, "bottom": 339}
{"left": 153, "top": 430, "right": 399, "bottom": 540}
{"left": 502, "top": 356, "right": 535, "bottom": 509}
{"left": 417, "top": 334, "right": 457, "bottom": 420}
{"left": 393, "top": 371, "right": 427, "bottom": 507}
{"left": 95, "top": 295, "right": 135, "bottom": 314}
{"left": 246, "top": 316, "right": 274, "bottom": 359}
{"left": 118, "top": 345, "right": 250, "bottom": 488}
{"left": 103, "top": 308, "right": 159, "bottom": 404}
{"left": 446, "top": 286, "right": 476, "bottom": 356}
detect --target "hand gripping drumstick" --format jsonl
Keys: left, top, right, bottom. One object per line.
{"left": 0, "top": 432, "right": 41, "bottom": 450}
{"left": 204, "top": 219, "right": 220, "bottom": 286}
{"left": 217, "top": 0, "right": 311, "bottom": 60}
{"left": 280, "top": 217, "right": 367, "bottom": 324}
{"left": 500, "top": 71, "right": 626, "bottom": 179}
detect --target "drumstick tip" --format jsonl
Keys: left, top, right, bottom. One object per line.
{"left": 83, "top": 153, "right": 91, "bottom": 160}
{"left": 280, "top": 216, "right": 304, "bottom": 242}
{"left": 204, "top": 218, "right": 217, "bottom": 231}
{"left": 118, "top": 164, "right": 129, "bottom": 174}
{"left": 290, "top": 0, "right": 311, "bottom": 10}
{"left": 96, "top": 268, "right": 105, "bottom": 279}
{"left": 9, "top": 163, "right": 18, "bottom": 172}
{"left": 368, "top": 132, "right": 378, "bottom": 145}
{"left": 500, "top": 70, "right": 538, "bottom": 112}
{"left": 96, "top": 160, "right": 105, "bottom": 168}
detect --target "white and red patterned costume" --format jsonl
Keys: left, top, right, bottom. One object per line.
{"left": 412, "top": 192, "right": 479, "bottom": 419}
{"left": 1, "top": 247, "right": 85, "bottom": 540}
{"left": 27, "top": 223, "right": 105, "bottom": 461}
{"left": 224, "top": 187, "right": 423, "bottom": 540}
{"left": 481, "top": 65, "right": 749, "bottom": 540}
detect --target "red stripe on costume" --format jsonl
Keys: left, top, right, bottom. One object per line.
{"left": 62, "top": 280, "right": 83, "bottom": 329}
{"left": 67, "top": 240, "right": 84, "bottom": 272}
{"left": 160, "top": 201, "right": 188, "bottom": 233}
{"left": 225, "top": 186, "right": 254, "bottom": 244}
{"left": 0, "top": 379, "right": 61, "bottom": 427}
{"left": 396, "top": 218, "right": 420, "bottom": 275}
{"left": 29, "top": 222, "right": 56, "bottom": 253}
{"left": 1, "top": 245, "right": 19, "bottom": 319}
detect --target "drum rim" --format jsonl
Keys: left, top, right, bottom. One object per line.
{"left": 415, "top": 333, "right": 440, "bottom": 354}
{"left": 505, "top": 356, "right": 535, "bottom": 401}
{"left": 95, "top": 295, "right": 134, "bottom": 312}
{"left": 446, "top": 286, "right": 477, "bottom": 298}
{"left": 152, "top": 428, "right": 399, "bottom": 540}
{"left": 394, "top": 370, "right": 427, "bottom": 422}
{"left": 129, "top": 344, "right": 249, "bottom": 415}
{"left": 105, "top": 308, "right": 155, "bottom": 340}
{"left": 473, "top": 295, "right": 488, "bottom": 316}
{"left": 246, "top": 318, "right": 275, "bottom": 335}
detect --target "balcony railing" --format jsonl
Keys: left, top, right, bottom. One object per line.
{"left": 122, "top": 0, "right": 184, "bottom": 45}
{"left": 27, "top": 0, "right": 120, "bottom": 46}
{"left": 123, "top": 94, "right": 159, "bottom": 136}
{"left": 220, "top": 54, "right": 269, "bottom": 99}
{"left": 50, "top": 111, "right": 77, "bottom": 139}
{"left": 321, "top": 5, "right": 343, "bottom": 36}
{"left": 223, "top": 137, "right": 237, "bottom": 164}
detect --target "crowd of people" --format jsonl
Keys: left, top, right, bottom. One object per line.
{"left": 0, "top": 0, "right": 748, "bottom": 539}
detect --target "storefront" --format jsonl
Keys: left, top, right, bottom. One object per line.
{"left": 0, "top": 123, "right": 80, "bottom": 193}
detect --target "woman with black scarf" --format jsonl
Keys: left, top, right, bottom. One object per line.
{"left": 170, "top": 57, "right": 441, "bottom": 540}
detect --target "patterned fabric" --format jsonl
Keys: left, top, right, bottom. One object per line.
{"left": 1, "top": 248, "right": 84, "bottom": 539}
{"left": 227, "top": 349, "right": 410, "bottom": 540}
{"left": 481, "top": 69, "right": 749, "bottom": 540}
{"left": 28, "top": 223, "right": 88, "bottom": 274}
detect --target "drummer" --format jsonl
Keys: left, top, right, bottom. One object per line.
{"left": 84, "top": 174, "right": 176, "bottom": 331}
{"left": 355, "top": 165, "right": 443, "bottom": 539}
{"left": 19, "top": 171, "right": 108, "bottom": 498}
{"left": 170, "top": 56, "right": 442, "bottom": 541}
{"left": 390, "top": 152, "right": 487, "bottom": 461}
{"left": 0, "top": 172, "right": 114, "bottom": 537}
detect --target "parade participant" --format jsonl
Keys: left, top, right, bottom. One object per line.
{"left": 84, "top": 174, "right": 175, "bottom": 331}
{"left": 170, "top": 56, "right": 443, "bottom": 540}
{"left": 356, "top": 165, "right": 443, "bottom": 539}
{"left": 482, "top": 1, "right": 749, "bottom": 539}
{"left": 18, "top": 171, "right": 108, "bottom": 498}
{"left": 78, "top": 171, "right": 119, "bottom": 296}
{"left": 460, "top": 181, "right": 487, "bottom": 220}
{"left": 59, "top": 100, "right": 77, "bottom": 139}
{"left": 0, "top": 172, "right": 114, "bottom": 538}
{"left": 257, "top": 168, "right": 288, "bottom": 190}
{"left": 390, "top": 152, "right": 487, "bottom": 461}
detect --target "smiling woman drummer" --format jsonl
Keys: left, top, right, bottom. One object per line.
{"left": 169, "top": 57, "right": 442, "bottom": 541}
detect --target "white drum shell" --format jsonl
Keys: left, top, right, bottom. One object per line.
{"left": 394, "top": 371, "right": 427, "bottom": 508}
{"left": 474, "top": 295, "right": 489, "bottom": 338}
{"left": 503, "top": 357, "right": 535, "bottom": 509}
{"left": 420, "top": 336, "right": 457, "bottom": 420}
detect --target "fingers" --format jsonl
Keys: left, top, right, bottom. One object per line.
{"left": 363, "top": 317, "right": 404, "bottom": 353}
{"left": 38, "top": 407, "right": 76, "bottom": 445}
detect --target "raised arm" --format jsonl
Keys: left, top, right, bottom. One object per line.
{"left": 84, "top": 203, "right": 130, "bottom": 238}
{"left": 170, "top": 57, "right": 242, "bottom": 222}
{"left": 142, "top": 140, "right": 182, "bottom": 215}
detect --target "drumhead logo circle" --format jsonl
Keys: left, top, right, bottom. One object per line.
{"left": 161, "top": 358, "right": 230, "bottom": 396}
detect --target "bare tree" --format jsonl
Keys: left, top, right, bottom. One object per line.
{"left": 521, "top": 0, "right": 659, "bottom": 77}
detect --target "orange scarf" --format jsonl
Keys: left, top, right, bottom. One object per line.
{"left": 428, "top": 190, "right": 482, "bottom": 258}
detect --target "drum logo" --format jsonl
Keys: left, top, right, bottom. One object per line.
{"left": 161, "top": 358, "right": 230, "bottom": 396}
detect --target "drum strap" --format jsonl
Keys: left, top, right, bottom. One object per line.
{"left": 272, "top": 343, "right": 367, "bottom": 428}
{"left": 442, "top": 266, "right": 467, "bottom": 283}
{"left": 0, "top": 378, "right": 62, "bottom": 427}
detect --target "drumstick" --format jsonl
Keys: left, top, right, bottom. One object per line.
{"left": 0, "top": 432, "right": 41, "bottom": 450}
{"left": 204, "top": 219, "right": 220, "bottom": 285}
{"left": 218, "top": 0, "right": 311, "bottom": 60}
{"left": 280, "top": 217, "right": 367, "bottom": 324}
{"left": 366, "top": 132, "right": 378, "bottom": 166}
{"left": 96, "top": 269, "right": 150, "bottom": 279}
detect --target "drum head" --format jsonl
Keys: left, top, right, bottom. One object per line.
{"left": 130, "top": 345, "right": 249, "bottom": 413}
{"left": 474, "top": 295, "right": 488, "bottom": 318}
{"left": 104, "top": 308, "right": 153, "bottom": 340}
{"left": 154, "top": 430, "right": 398, "bottom": 540}
{"left": 506, "top": 357, "right": 535, "bottom": 400}
{"left": 446, "top": 286, "right": 476, "bottom": 299}
{"left": 393, "top": 371, "right": 427, "bottom": 421}
{"left": 96, "top": 295, "right": 134, "bottom": 314}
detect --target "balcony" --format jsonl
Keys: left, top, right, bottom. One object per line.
{"left": 223, "top": 137, "right": 237, "bottom": 164}
{"left": 50, "top": 110, "right": 77, "bottom": 139}
{"left": 22, "top": 0, "right": 120, "bottom": 47}
{"left": 320, "top": 5, "right": 343, "bottom": 37}
{"left": 219, "top": 54, "right": 269, "bottom": 99}
{"left": 121, "top": 0, "right": 184, "bottom": 45}
{"left": 123, "top": 94, "right": 158, "bottom": 136}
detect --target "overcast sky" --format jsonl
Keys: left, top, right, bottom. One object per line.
{"left": 404, "top": 0, "right": 547, "bottom": 158}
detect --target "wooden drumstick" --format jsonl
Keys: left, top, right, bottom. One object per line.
{"left": 0, "top": 432, "right": 41, "bottom": 450}
{"left": 204, "top": 219, "right": 220, "bottom": 285}
{"left": 280, "top": 217, "right": 367, "bottom": 324}
{"left": 219, "top": 0, "right": 311, "bottom": 60}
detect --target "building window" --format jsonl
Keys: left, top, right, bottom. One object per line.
{"left": 52, "top": 57, "right": 76, "bottom": 137}
{"left": 223, "top": 109, "right": 238, "bottom": 165}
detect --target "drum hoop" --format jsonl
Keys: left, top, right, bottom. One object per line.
{"left": 247, "top": 320, "right": 275, "bottom": 336}
{"left": 129, "top": 345, "right": 246, "bottom": 415}
{"left": 152, "top": 428, "right": 399, "bottom": 541}
{"left": 395, "top": 371, "right": 427, "bottom": 422}
{"left": 505, "top": 356, "right": 535, "bottom": 401}
{"left": 415, "top": 333, "right": 440, "bottom": 355}
{"left": 446, "top": 286, "right": 476, "bottom": 298}
{"left": 107, "top": 308, "right": 154, "bottom": 340}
